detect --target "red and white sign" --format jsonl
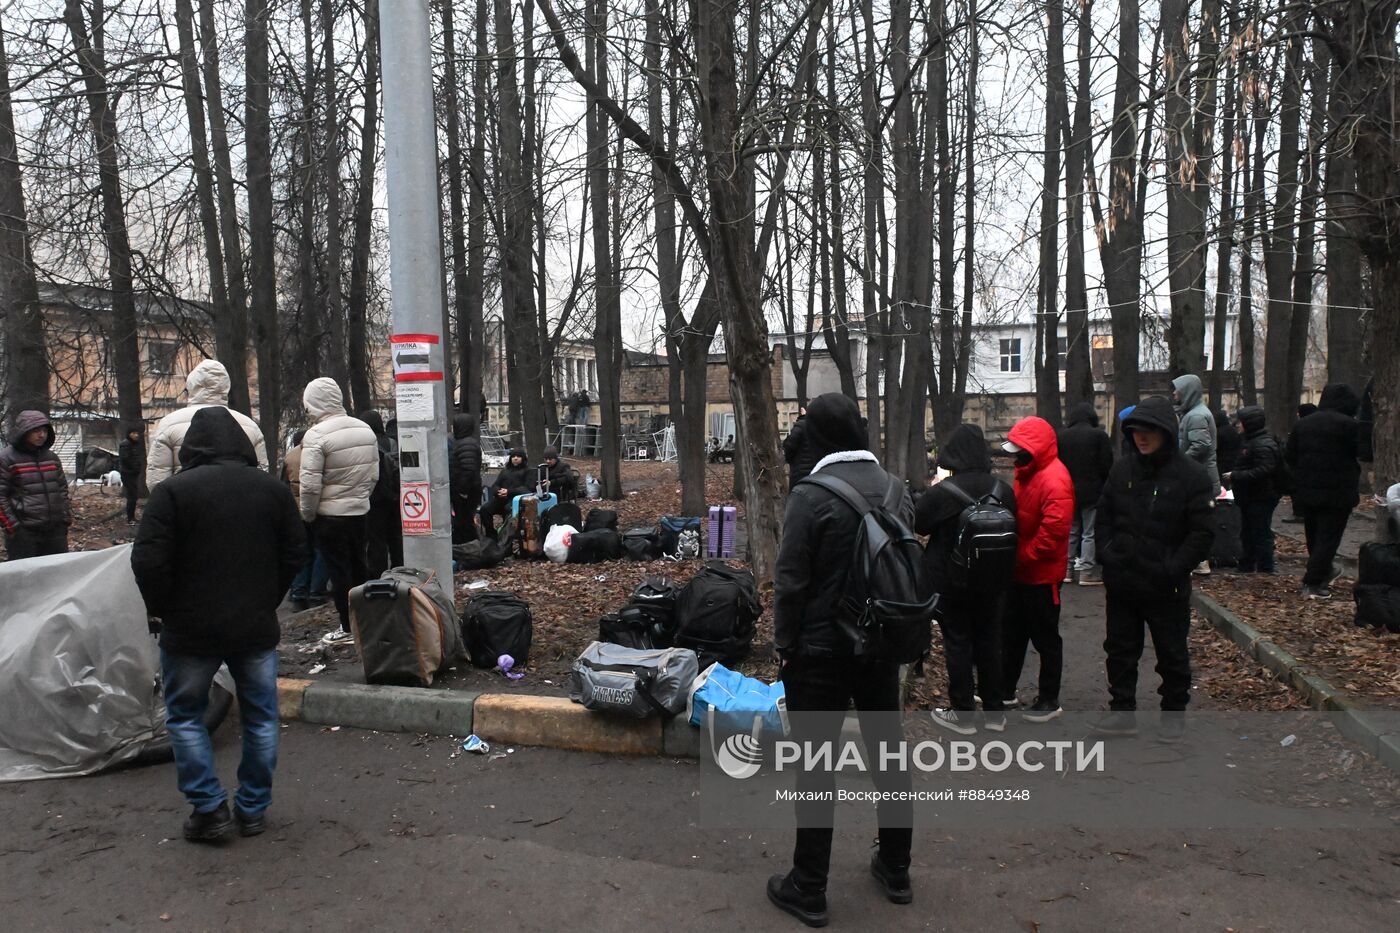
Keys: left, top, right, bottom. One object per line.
{"left": 400, "top": 482, "right": 432, "bottom": 535}
{"left": 391, "top": 333, "right": 443, "bottom": 383}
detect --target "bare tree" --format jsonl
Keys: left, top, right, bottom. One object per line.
{"left": 346, "top": 0, "right": 379, "bottom": 412}
{"left": 248, "top": 0, "right": 282, "bottom": 449}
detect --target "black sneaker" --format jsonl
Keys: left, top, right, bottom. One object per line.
{"left": 767, "top": 873, "right": 828, "bottom": 928}
{"left": 289, "top": 597, "right": 309, "bottom": 613}
{"left": 1302, "top": 584, "right": 1332, "bottom": 600}
{"left": 1021, "top": 698, "right": 1062, "bottom": 723}
{"left": 183, "top": 802, "right": 234, "bottom": 843}
{"left": 1092, "top": 711, "right": 1139, "bottom": 736}
{"left": 234, "top": 807, "right": 266, "bottom": 837}
{"left": 930, "top": 709, "right": 977, "bottom": 736}
{"left": 870, "top": 852, "right": 914, "bottom": 905}
{"left": 1157, "top": 712, "right": 1186, "bottom": 743}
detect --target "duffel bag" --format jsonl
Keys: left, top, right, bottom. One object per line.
{"left": 622, "top": 526, "right": 663, "bottom": 561}
{"left": 1354, "top": 583, "right": 1400, "bottom": 633}
{"left": 598, "top": 607, "right": 657, "bottom": 651}
{"left": 687, "top": 662, "right": 786, "bottom": 735}
{"left": 658, "top": 515, "right": 703, "bottom": 559}
{"left": 569, "top": 641, "right": 699, "bottom": 718}
{"left": 350, "top": 568, "right": 462, "bottom": 687}
{"left": 566, "top": 528, "right": 623, "bottom": 563}
{"left": 672, "top": 562, "right": 762, "bottom": 669}
{"left": 584, "top": 508, "right": 619, "bottom": 532}
{"left": 453, "top": 537, "right": 507, "bottom": 570}
{"left": 1358, "top": 542, "right": 1400, "bottom": 587}
{"left": 462, "top": 591, "right": 533, "bottom": 668}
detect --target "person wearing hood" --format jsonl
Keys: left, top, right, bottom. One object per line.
{"left": 298, "top": 377, "right": 379, "bottom": 646}
{"left": 1222, "top": 406, "right": 1283, "bottom": 574}
{"left": 118, "top": 424, "right": 146, "bottom": 524}
{"left": 1214, "top": 408, "right": 1242, "bottom": 476}
{"left": 782, "top": 407, "right": 823, "bottom": 486}
{"left": 916, "top": 424, "right": 1017, "bottom": 735}
{"left": 999, "top": 416, "right": 1073, "bottom": 722}
{"left": 131, "top": 407, "right": 306, "bottom": 842}
{"left": 1171, "top": 374, "right": 1220, "bottom": 493}
{"left": 0, "top": 410, "right": 70, "bottom": 559}
{"left": 1093, "top": 397, "right": 1214, "bottom": 739}
{"left": 358, "top": 410, "right": 403, "bottom": 577}
{"left": 1285, "top": 383, "right": 1362, "bottom": 599}
{"left": 769, "top": 392, "right": 915, "bottom": 926}
{"left": 1057, "top": 402, "right": 1114, "bottom": 585}
{"left": 479, "top": 447, "right": 532, "bottom": 539}
{"left": 449, "top": 414, "right": 483, "bottom": 542}
{"left": 146, "top": 359, "right": 267, "bottom": 489}
{"left": 1282, "top": 403, "right": 1319, "bottom": 523}
{"left": 540, "top": 446, "right": 577, "bottom": 501}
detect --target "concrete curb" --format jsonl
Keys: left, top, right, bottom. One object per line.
{"left": 277, "top": 678, "right": 702, "bottom": 758}
{"left": 1190, "top": 590, "right": 1400, "bottom": 772}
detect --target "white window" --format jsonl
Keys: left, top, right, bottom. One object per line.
{"left": 999, "top": 338, "right": 1022, "bottom": 373}
{"left": 147, "top": 339, "right": 181, "bottom": 377}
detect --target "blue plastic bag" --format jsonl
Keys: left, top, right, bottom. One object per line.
{"left": 687, "top": 662, "right": 786, "bottom": 735}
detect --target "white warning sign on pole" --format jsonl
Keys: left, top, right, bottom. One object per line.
{"left": 391, "top": 332, "right": 439, "bottom": 377}
{"left": 400, "top": 482, "right": 432, "bottom": 535}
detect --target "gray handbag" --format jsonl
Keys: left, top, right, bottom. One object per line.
{"left": 569, "top": 641, "right": 700, "bottom": 718}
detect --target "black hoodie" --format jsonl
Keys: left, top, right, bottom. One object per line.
{"left": 1229, "top": 405, "right": 1282, "bottom": 503}
{"left": 450, "top": 414, "right": 482, "bottom": 499}
{"left": 132, "top": 407, "right": 306, "bottom": 655}
{"left": 1285, "top": 383, "right": 1361, "bottom": 511}
{"left": 490, "top": 448, "right": 533, "bottom": 498}
{"left": 1056, "top": 402, "right": 1115, "bottom": 509}
{"left": 118, "top": 425, "right": 146, "bottom": 476}
{"left": 915, "top": 424, "right": 1016, "bottom": 595}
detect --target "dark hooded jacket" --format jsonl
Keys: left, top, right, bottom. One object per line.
{"left": 118, "top": 426, "right": 146, "bottom": 477}
{"left": 1095, "top": 396, "right": 1215, "bottom": 600}
{"left": 782, "top": 414, "right": 822, "bottom": 486}
{"left": 0, "top": 410, "right": 70, "bottom": 535}
{"left": 914, "top": 424, "right": 1016, "bottom": 595}
{"left": 1285, "top": 383, "right": 1361, "bottom": 511}
{"left": 540, "top": 446, "right": 577, "bottom": 499}
{"left": 359, "top": 410, "right": 393, "bottom": 455}
{"left": 1056, "top": 402, "right": 1115, "bottom": 510}
{"left": 450, "top": 414, "right": 483, "bottom": 501}
{"left": 774, "top": 393, "right": 913, "bottom": 658}
{"left": 131, "top": 407, "right": 306, "bottom": 656}
{"left": 489, "top": 448, "right": 533, "bottom": 499}
{"left": 1228, "top": 406, "right": 1282, "bottom": 503}
{"left": 1214, "top": 408, "right": 1242, "bottom": 475}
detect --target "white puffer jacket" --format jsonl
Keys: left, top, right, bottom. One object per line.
{"left": 146, "top": 359, "right": 268, "bottom": 488}
{"left": 299, "top": 377, "right": 379, "bottom": 521}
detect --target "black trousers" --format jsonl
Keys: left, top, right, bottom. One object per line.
{"left": 780, "top": 656, "right": 912, "bottom": 893}
{"left": 1302, "top": 507, "right": 1351, "bottom": 586}
{"left": 1001, "top": 583, "right": 1063, "bottom": 706}
{"left": 452, "top": 489, "right": 481, "bottom": 544}
{"left": 365, "top": 502, "right": 403, "bottom": 579}
{"left": 940, "top": 592, "right": 1005, "bottom": 712}
{"left": 478, "top": 494, "right": 513, "bottom": 538}
{"left": 4, "top": 523, "right": 68, "bottom": 560}
{"left": 1238, "top": 497, "right": 1280, "bottom": 572}
{"left": 120, "top": 471, "right": 141, "bottom": 522}
{"left": 315, "top": 514, "right": 368, "bottom": 629}
{"left": 1104, "top": 588, "right": 1192, "bottom": 711}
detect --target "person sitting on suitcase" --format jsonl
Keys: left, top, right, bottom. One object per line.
{"left": 540, "top": 446, "right": 578, "bottom": 501}
{"left": 479, "top": 448, "right": 532, "bottom": 538}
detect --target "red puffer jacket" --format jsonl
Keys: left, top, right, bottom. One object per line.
{"left": 1008, "top": 416, "right": 1073, "bottom": 587}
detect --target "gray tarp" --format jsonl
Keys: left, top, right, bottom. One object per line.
{"left": 0, "top": 544, "right": 167, "bottom": 781}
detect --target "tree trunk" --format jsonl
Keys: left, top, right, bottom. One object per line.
{"left": 823, "top": 2, "right": 856, "bottom": 401}
{"left": 1262, "top": 19, "right": 1302, "bottom": 433}
{"left": 1324, "top": 31, "right": 1365, "bottom": 391}
{"left": 932, "top": 3, "right": 958, "bottom": 443}
{"left": 0, "top": 27, "right": 46, "bottom": 418}
{"left": 297, "top": 0, "right": 324, "bottom": 379}
{"left": 1287, "top": 33, "right": 1325, "bottom": 412}
{"left": 588, "top": 0, "right": 623, "bottom": 499}
{"left": 1207, "top": 24, "right": 1237, "bottom": 414}
{"left": 1103, "top": 0, "right": 1142, "bottom": 416}
{"left": 525, "top": 0, "right": 550, "bottom": 438}
{"left": 321, "top": 0, "right": 348, "bottom": 393}
{"left": 1240, "top": 57, "right": 1266, "bottom": 408}
{"left": 463, "top": 0, "right": 489, "bottom": 418}
{"left": 1062, "top": 0, "right": 1093, "bottom": 412}
{"left": 952, "top": 6, "right": 978, "bottom": 419}
{"left": 346, "top": 0, "right": 379, "bottom": 413}
{"left": 247, "top": 0, "right": 280, "bottom": 451}
{"left": 198, "top": 0, "right": 251, "bottom": 414}
{"left": 859, "top": 0, "right": 883, "bottom": 451}
{"left": 441, "top": 0, "right": 470, "bottom": 410}
{"left": 1036, "top": 0, "right": 1064, "bottom": 427}
{"left": 62, "top": 0, "right": 142, "bottom": 428}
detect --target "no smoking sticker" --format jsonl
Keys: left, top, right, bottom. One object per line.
{"left": 401, "top": 482, "right": 432, "bottom": 535}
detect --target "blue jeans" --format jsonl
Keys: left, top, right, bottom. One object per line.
{"left": 161, "top": 647, "right": 280, "bottom": 815}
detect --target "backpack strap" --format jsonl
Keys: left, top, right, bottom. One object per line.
{"left": 800, "top": 472, "right": 898, "bottom": 518}
{"left": 940, "top": 477, "right": 1011, "bottom": 508}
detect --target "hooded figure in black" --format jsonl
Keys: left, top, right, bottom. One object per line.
{"left": 1093, "top": 396, "right": 1214, "bottom": 732}
{"left": 1056, "top": 402, "right": 1114, "bottom": 580}
{"left": 1223, "top": 406, "right": 1282, "bottom": 573}
{"left": 768, "top": 392, "right": 914, "bottom": 925}
{"left": 1214, "top": 408, "right": 1242, "bottom": 475}
{"left": 1285, "top": 383, "right": 1361, "bottom": 596}
{"left": 450, "top": 414, "right": 483, "bottom": 542}
{"left": 915, "top": 424, "right": 1016, "bottom": 728}
{"left": 358, "top": 410, "right": 403, "bottom": 576}
{"left": 131, "top": 407, "right": 305, "bottom": 840}
{"left": 479, "top": 448, "right": 531, "bottom": 538}
{"left": 118, "top": 424, "right": 146, "bottom": 524}
{"left": 782, "top": 409, "right": 822, "bottom": 486}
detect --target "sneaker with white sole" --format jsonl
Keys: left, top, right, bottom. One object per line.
{"left": 1192, "top": 561, "right": 1212, "bottom": 576}
{"left": 321, "top": 627, "right": 354, "bottom": 647}
{"left": 1326, "top": 564, "right": 1344, "bottom": 588}
{"left": 1078, "top": 567, "right": 1103, "bottom": 586}
{"left": 930, "top": 709, "right": 977, "bottom": 736}
{"left": 1021, "top": 698, "right": 1062, "bottom": 723}
{"left": 975, "top": 694, "right": 1020, "bottom": 710}
{"left": 982, "top": 713, "right": 1007, "bottom": 733}
{"left": 1301, "top": 584, "right": 1332, "bottom": 600}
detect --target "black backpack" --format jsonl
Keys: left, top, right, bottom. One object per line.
{"left": 627, "top": 575, "right": 679, "bottom": 643}
{"left": 622, "top": 526, "right": 663, "bottom": 561}
{"left": 672, "top": 562, "right": 762, "bottom": 669}
{"left": 461, "top": 591, "right": 533, "bottom": 669}
{"left": 584, "top": 508, "right": 619, "bottom": 532}
{"left": 942, "top": 480, "right": 1018, "bottom": 589}
{"left": 798, "top": 472, "right": 938, "bottom": 663}
{"left": 370, "top": 445, "right": 399, "bottom": 509}
{"left": 541, "top": 501, "right": 584, "bottom": 537}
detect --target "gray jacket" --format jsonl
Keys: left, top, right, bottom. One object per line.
{"left": 1172, "top": 374, "right": 1219, "bottom": 494}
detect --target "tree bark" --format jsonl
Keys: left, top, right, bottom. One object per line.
{"left": 1036, "top": 0, "right": 1064, "bottom": 427}
{"left": 441, "top": 0, "right": 470, "bottom": 410}
{"left": 1323, "top": 16, "right": 1365, "bottom": 391}
{"left": 1261, "top": 17, "right": 1303, "bottom": 433}
{"left": 247, "top": 0, "right": 280, "bottom": 451}
{"left": 823, "top": 0, "right": 856, "bottom": 401}
{"left": 297, "top": 0, "right": 324, "bottom": 379}
{"left": 321, "top": 0, "right": 348, "bottom": 393}
{"left": 1287, "top": 32, "right": 1325, "bottom": 412}
{"left": 1062, "top": 0, "right": 1093, "bottom": 412}
{"left": 62, "top": 0, "right": 142, "bottom": 428}
{"left": 1207, "top": 23, "right": 1237, "bottom": 414}
{"left": 932, "top": 2, "right": 959, "bottom": 442}
{"left": 0, "top": 27, "right": 46, "bottom": 418}
{"left": 588, "top": 0, "right": 623, "bottom": 499}
{"left": 346, "top": 0, "right": 379, "bottom": 413}
{"left": 859, "top": 0, "right": 883, "bottom": 451}
{"left": 1100, "top": 0, "right": 1142, "bottom": 416}
{"left": 463, "top": 0, "right": 489, "bottom": 419}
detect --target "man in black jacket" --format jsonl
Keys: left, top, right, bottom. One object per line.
{"left": 131, "top": 407, "right": 306, "bottom": 842}
{"left": 0, "top": 410, "right": 70, "bottom": 560}
{"left": 450, "top": 415, "right": 483, "bottom": 543}
{"left": 782, "top": 408, "right": 821, "bottom": 486}
{"left": 768, "top": 392, "right": 914, "bottom": 926}
{"left": 916, "top": 423, "right": 1016, "bottom": 735}
{"left": 1286, "top": 383, "right": 1361, "bottom": 598}
{"left": 359, "top": 410, "right": 402, "bottom": 576}
{"left": 118, "top": 425, "right": 146, "bottom": 525}
{"left": 1222, "top": 406, "right": 1282, "bottom": 573}
{"left": 478, "top": 448, "right": 531, "bottom": 539}
{"left": 1094, "top": 397, "right": 1214, "bottom": 739}
{"left": 1057, "top": 402, "right": 1114, "bottom": 585}
{"left": 539, "top": 446, "right": 578, "bottom": 501}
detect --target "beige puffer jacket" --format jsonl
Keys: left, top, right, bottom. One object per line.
{"left": 146, "top": 359, "right": 268, "bottom": 488}
{"left": 299, "top": 377, "right": 379, "bottom": 521}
